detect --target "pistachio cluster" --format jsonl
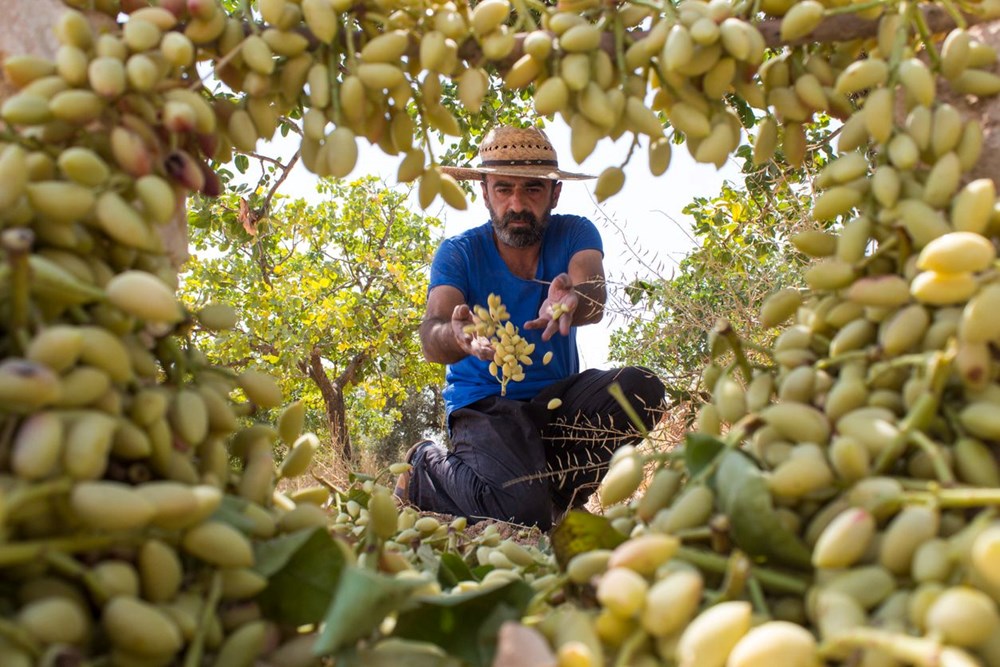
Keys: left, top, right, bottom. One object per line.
{"left": 5, "top": 0, "right": 1000, "bottom": 664}
{"left": 465, "top": 293, "right": 536, "bottom": 395}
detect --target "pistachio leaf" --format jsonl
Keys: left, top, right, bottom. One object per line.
{"left": 551, "top": 510, "right": 627, "bottom": 569}
{"left": 314, "top": 565, "right": 424, "bottom": 656}
{"left": 683, "top": 431, "right": 726, "bottom": 478}
{"left": 438, "top": 552, "right": 478, "bottom": 588}
{"left": 714, "top": 450, "right": 812, "bottom": 569}
{"left": 209, "top": 494, "right": 259, "bottom": 534}
{"left": 254, "top": 527, "right": 347, "bottom": 626}
{"left": 392, "top": 580, "right": 535, "bottom": 667}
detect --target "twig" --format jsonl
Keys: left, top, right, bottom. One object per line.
{"left": 247, "top": 151, "right": 290, "bottom": 167}
{"left": 183, "top": 570, "right": 223, "bottom": 667}
{"left": 2, "top": 228, "right": 33, "bottom": 345}
{"left": 44, "top": 551, "right": 113, "bottom": 603}
{"left": 6, "top": 477, "right": 74, "bottom": 517}
{"left": 608, "top": 382, "right": 651, "bottom": 439}
{"left": 613, "top": 630, "right": 649, "bottom": 667}
{"left": 261, "top": 149, "right": 301, "bottom": 216}
{"left": 755, "top": 2, "right": 989, "bottom": 48}
{"left": 0, "top": 415, "right": 18, "bottom": 480}
{"left": 0, "top": 618, "right": 40, "bottom": 659}
{"left": 0, "top": 534, "right": 130, "bottom": 568}
{"left": 905, "top": 487, "right": 1000, "bottom": 508}
{"left": 907, "top": 431, "right": 955, "bottom": 485}
{"left": 242, "top": 2, "right": 991, "bottom": 82}
{"left": 874, "top": 351, "right": 952, "bottom": 473}
{"left": 715, "top": 319, "right": 753, "bottom": 384}
{"left": 675, "top": 546, "right": 811, "bottom": 595}
{"left": 938, "top": 0, "right": 968, "bottom": 30}
{"left": 747, "top": 576, "right": 770, "bottom": 618}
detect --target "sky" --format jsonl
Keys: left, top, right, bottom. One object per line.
{"left": 257, "top": 120, "right": 743, "bottom": 369}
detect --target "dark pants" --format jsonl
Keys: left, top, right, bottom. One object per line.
{"left": 407, "top": 367, "right": 665, "bottom": 531}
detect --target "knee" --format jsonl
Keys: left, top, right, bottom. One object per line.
{"left": 493, "top": 482, "right": 552, "bottom": 531}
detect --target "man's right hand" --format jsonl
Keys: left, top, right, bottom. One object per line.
{"left": 451, "top": 304, "right": 495, "bottom": 361}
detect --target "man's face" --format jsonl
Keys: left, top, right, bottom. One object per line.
{"left": 482, "top": 175, "right": 561, "bottom": 248}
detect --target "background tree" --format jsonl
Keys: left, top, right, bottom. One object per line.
{"left": 609, "top": 120, "right": 837, "bottom": 407}
{"left": 182, "top": 176, "right": 444, "bottom": 462}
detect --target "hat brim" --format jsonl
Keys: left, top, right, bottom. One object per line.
{"left": 439, "top": 164, "right": 595, "bottom": 181}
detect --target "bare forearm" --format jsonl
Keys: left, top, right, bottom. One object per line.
{"left": 573, "top": 277, "right": 606, "bottom": 326}
{"left": 420, "top": 318, "right": 468, "bottom": 365}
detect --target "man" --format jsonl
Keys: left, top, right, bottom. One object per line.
{"left": 396, "top": 125, "right": 665, "bottom": 530}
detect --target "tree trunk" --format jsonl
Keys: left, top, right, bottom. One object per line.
{"left": 306, "top": 350, "right": 353, "bottom": 461}
{"left": 328, "top": 385, "right": 351, "bottom": 462}
{"left": 0, "top": 0, "right": 77, "bottom": 98}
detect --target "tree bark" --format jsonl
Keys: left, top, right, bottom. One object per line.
{"left": 304, "top": 347, "right": 370, "bottom": 462}
{"left": 306, "top": 349, "right": 352, "bottom": 461}
{"left": 756, "top": 4, "right": 993, "bottom": 48}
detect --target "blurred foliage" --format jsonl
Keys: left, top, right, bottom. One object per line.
{"left": 608, "top": 117, "right": 838, "bottom": 409}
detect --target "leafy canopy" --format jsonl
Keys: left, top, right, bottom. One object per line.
{"left": 181, "top": 176, "right": 443, "bottom": 454}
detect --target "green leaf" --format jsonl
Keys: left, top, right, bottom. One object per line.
{"left": 347, "top": 487, "right": 372, "bottom": 508}
{"left": 437, "top": 552, "right": 478, "bottom": 588}
{"left": 234, "top": 153, "right": 249, "bottom": 173}
{"left": 210, "top": 494, "right": 258, "bottom": 534}
{"left": 683, "top": 432, "right": 725, "bottom": 479}
{"left": 314, "top": 566, "right": 425, "bottom": 657}
{"left": 254, "top": 527, "right": 347, "bottom": 626}
{"left": 550, "top": 510, "right": 628, "bottom": 569}
{"left": 713, "top": 451, "right": 812, "bottom": 569}
{"left": 726, "top": 93, "right": 755, "bottom": 129}
{"left": 392, "top": 580, "right": 535, "bottom": 667}
{"left": 624, "top": 279, "right": 656, "bottom": 305}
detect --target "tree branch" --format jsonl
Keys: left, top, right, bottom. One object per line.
{"left": 246, "top": 151, "right": 288, "bottom": 168}
{"left": 260, "top": 149, "right": 300, "bottom": 217}
{"left": 335, "top": 350, "right": 369, "bottom": 388}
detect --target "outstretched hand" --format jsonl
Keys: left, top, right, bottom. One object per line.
{"left": 524, "top": 273, "right": 578, "bottom": 341}
{"left": 451, "top": 304, "right": 495, "bottom": 361}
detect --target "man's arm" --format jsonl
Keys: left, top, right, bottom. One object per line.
{"left": 419, "top": 285, "right": 495, "bottom": 365}
{"left": 524, "top": 249, "right": 606, "bottom": 340}
{"left": 568, "top": 248, "right": 606, "bottom": 326}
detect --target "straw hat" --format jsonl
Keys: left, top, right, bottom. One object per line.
{"left": 440, "top": 126, "right": 594, "bottom": 181}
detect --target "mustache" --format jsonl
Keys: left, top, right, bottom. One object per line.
{"left": 501, "top": 210, "right": 538, "bottom": 226}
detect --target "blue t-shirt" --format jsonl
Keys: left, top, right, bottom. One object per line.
{"left": 429, "top": 214, "right": 603, "bottom": 416}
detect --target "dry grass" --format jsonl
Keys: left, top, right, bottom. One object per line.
{"left": 577, "top": 401, "right": 690, "bottom": 515}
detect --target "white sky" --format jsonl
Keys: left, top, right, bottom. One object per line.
{"left": 256, "top": 120, "right": 742, "bottom": 369}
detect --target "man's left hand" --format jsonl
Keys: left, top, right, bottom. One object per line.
{"left": 525, "top": 273, "right": 578, "bottom": 341}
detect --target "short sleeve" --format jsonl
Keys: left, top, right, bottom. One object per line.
{"left": 567, "top": 215, "right": 603, "bottom": 257}
{"left": 428, "top": 237, "right": 469, "bottom": 298}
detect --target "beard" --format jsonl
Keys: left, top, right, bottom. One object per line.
{"left": 490, "top": 207, "right": 550, "bottom": 248}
